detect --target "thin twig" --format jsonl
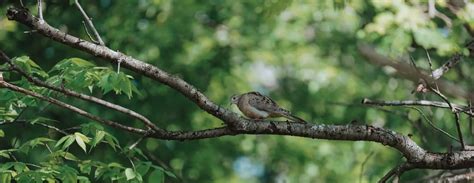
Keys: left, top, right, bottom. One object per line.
{"left": 362, "top": 98, "right": 473, "bottom": 117}
{"left": 0, "top": 120, "right": 28, "bottom": 125}
{"left": 12, "top": 106, "right": 29, "bottom": 123}
{"left": 408, "top": 107, "right": 460, "bottom": 142}
{"left": 454, "top": 112, "right": 465, "bottom": 149}
{"left": 128, "top": 129, "right": 153, "bottom": 150}
{"left": 431, "top": 54, "right": 462, "bottom": 80}
{"left": 435, "top": 12, "right": 452, "bottom": 28}
{"left": 62, "top": 126, "right": 81, "bottom": 132}
{"left": 145, "top": 151, "right": 183, "bottom": 181}
{"left": 359, "top": 151, "right": 375, "bottom": 183}
{"left": 409, "top": 54, "right": 429, "bottom": 93}
{"left": 425, "top": 50, "right": 435, "bottom": 81}
{"left": 25, "top": 163, "right": 42, "bottom": 169}
{"left": 469, "top": 101, "right": 473, "bottom": 136}
{"left": 378, "top": 163, "right": 414, "bottom": 183}
{"left": 37, "top": 0, "right": 43, "bottom": 22}
{"left": 431, "top": 88, "right": 465, "bottom": 149}
{"left": 74, "top": 0, "right": 104, "bottom": 45}
{"left": 82, "top": 21, "right": 99, "bottom": 44}
{"left": 36, "top": 122, "right": 69, "bottom": 135}
{"left": 19, "top": 0, "right": 25, "bottom": 8}
{"left": 0, "top": 80, "right": 147, "bottom": 134}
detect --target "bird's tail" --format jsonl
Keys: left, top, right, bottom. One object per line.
{"left": 283, "top": 113, "right": 307, "bottom": 123}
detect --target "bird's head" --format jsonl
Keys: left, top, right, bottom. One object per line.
{"left": 230, "top": 94, "right": 241, "bottom": 105}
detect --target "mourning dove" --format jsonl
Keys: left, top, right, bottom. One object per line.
{"left": 230, "top": 91, "right": 307, "bottom": 123}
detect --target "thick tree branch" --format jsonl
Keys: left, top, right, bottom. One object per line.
{"left": 150, "top": 121, "right": 474, "bottom": 171}
{"left": 0, "top": 80, "right": 147, "bottom": 134}
{"left": 378, "top": 163, "right": 415, "bottom": 183}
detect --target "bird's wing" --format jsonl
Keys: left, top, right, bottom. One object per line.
{"left": 247, "top": 92, "right": 289, "bottom": 114}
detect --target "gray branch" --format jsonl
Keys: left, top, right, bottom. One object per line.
{"left": 0, "top": 80, "right": 147, "bottom": 134}
{"left": 74, "top": 0, "right": 104, "bottom": 45}
{"left": 362, "top": 98, "right": 474, "bottom": 117}
{"left": 37, "top": 0, "right": 44, "bottom": 23}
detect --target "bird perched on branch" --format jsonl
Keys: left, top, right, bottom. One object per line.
{"left": 230, "top": 91, "right": 307, "bottom": 123}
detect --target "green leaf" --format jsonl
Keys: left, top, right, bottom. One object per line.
{"left": 104, "top": 133, "right": 120, "bottom": 151}
{"left": 0, "top": 129, "right": 4, "bottom": 138}
{"left": 19, "top": 137, "right": 54, "bottom": 153}
{"left": 0, "top": 162, "right": 13, "bottom": 169}
{"left": 68, "top": 58, "right": 96, "bottom": 67}
{"left": 91, "top": 130, "right": 106, "bottom": 148}
{"left": 77, "top": 176, "right": 91, "bottom": 183}
{"left": 75, "top": 133, "right": 89, "bottom": 153}
{"left": 62, "top": 152, "right": 80, "bottom": 161}
{"left": 115, "top": 72, "right": 133, "bottom": 98}
{"left": 136, "top": 161, "right": 151, "bottom": 175}
{"left": 97, "top": 71, "right": 137, "bottom": 98}
{"left": 94, "top": 166, "right": 104, "bottom": 179}
{"left": 56, "top": 165, "right": 78, "bottom": 183}
{"left": 13, "top": 56, "right": 32, "bottom": 74}
{"left": 78, "top": 160, "right": 93, "bottom": 175}
{"left": 0, "top": 149, "right": 16, "bottom": 159}
{"left": 63, "top": 136, "right": 76, "bottom": 150}
{"left": 98, "top": 72, "right": 114, "bottom": 94}
{"left": 108, "top": 162, "right": 125, "bottom": 169}
{"left": 0, "top": 152, "right": 10, "bottom": 159}
{"left": 0, "top": 173, "right": 12, "bottom": 183}
{"left": 55, "top": 135, "right": 71, "bottom": 148}
{"left": 51, "top": 58, "right": 95, "bottom": 72}
{"left": 30, "top": 117, "right": 57, "bottom": 125}
{"left": 151, "top": 165, "right": 176, "bottom": 179}
{"left": 148, "top": 169, "right": 164, "bottom": 183}
{"left": 12, "top": 56, "right": 48, "bottom": 78}
{"left": 75, "top": 132, "right": 90, "bottom": 143}
{"left": 80, "top": 123, "right": 104, "bottom": 135}
{"left": 124, "top": 168, "right": 136, "bottom": 181}
{"left": 413, "top": 28, "right": 458, "bottom": 55}
{"left": 12, "top": 162, "right": 28, "bottom": 174}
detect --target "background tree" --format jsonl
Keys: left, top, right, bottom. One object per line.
{"left": 1, "top": 0, "right": 474, "bottom": 182}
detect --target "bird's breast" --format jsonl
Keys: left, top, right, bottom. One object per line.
{"left": 238, "top": 97, "right": 269, "bottom": 119}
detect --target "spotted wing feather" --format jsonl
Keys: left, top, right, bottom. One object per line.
{"left": 247, "top": 92, "right": 290, "bottom": 115}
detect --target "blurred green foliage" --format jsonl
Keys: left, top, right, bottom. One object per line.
{"left": 1, "top": 0, "right": 474, "bottom": 182}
